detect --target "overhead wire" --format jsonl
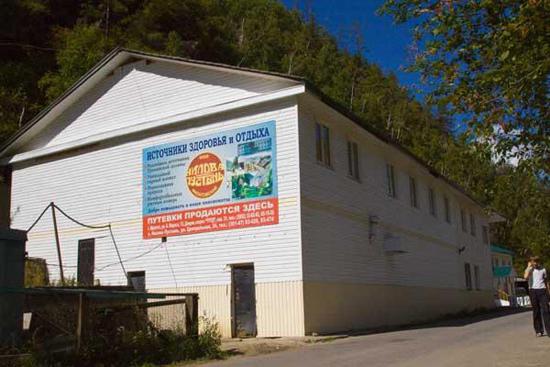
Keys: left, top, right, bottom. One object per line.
{"left": 164, "top": 243, "right": 179, "bottom": 289}
{"left": 44, "top": 241, "right": 164, "bottom": 271}
{"left": 25, "top": 202, "right": 176, "bottom": 281}
{"left": 27, "top": 202, "right": 127, "bottom": 278}
{"left": 26, "top": 202, "right": 53, "bottom": 232}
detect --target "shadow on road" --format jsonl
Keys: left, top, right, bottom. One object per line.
{"left": 340, "top": 307, "right": 531, "bottom": 338}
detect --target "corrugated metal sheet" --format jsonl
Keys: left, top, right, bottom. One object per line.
{"left": 255, "top": 280, "right": 304, "bottom": 337}
{"left": 152, "top": 281, "right": 305, "bottom": 338}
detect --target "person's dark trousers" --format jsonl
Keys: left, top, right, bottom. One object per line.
{"left": 529, "top": 289, "right": 550, "bottom": 335}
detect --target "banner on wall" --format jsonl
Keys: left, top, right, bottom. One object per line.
{"left": 142, "top": 121, "right": 278, "bottom": 239}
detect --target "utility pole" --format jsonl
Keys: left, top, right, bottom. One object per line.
{"left": 51, "top": 203, "right": 65, "bottom": 283}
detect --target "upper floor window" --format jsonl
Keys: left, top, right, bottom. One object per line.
{"left": 482, "top": 225, "right": 489, "bottom": 244}
{"left": 409, "top": 176, "right": 418, "bottom": 208}
{"left": 444, "top": 196, "right": 451, "bottom": 223}
{"left": 464, "top": 262, "right": 472, "bottom": 290}
{"left": 386, "top": 164, "right": 397, "bottom": 198}
{"left": 428, "top": 188, "right": 437, "bottom": 217}
{"left": 461, "top": 209, "right": 467, "bottom": 232}
{"left": 315, "top": 123, "right": 331, "bottom": 167}
{"left": 474, "top": 265, "right": 480, "bottom": 290}
{"left": 347, "top": 141, "right": 360, "bottom": 180}
{"left": 470, "top": 213, "right": 476, "bottom": 237}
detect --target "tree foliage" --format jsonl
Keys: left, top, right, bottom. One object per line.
{"left": 380, "top": 0, "right": 549, "bottom": 175}
{"left": 0, "top": 0, "right": 548, "bottom": 264}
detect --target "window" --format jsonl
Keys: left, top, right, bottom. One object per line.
{"left": 474, "top": 265, "right": 480, "bottom": 290}
{"left": 127, "top": 271, "right": 146, "bottom": 291}
{"left": 461, "top": 209, "right": 467, "bottom": 232}
{"left": 482, "top": 225, "right": 489, "bottom": 244}
{"left": 409, "top": 176, "right": 418, "bottom": 208}
{"left": 386, "top": 164, "right": 397, "bottom": 198}
{"left": 315, "top": 123, "right": 331, "bottom": 166}
{"left": 444, "top": 196, "right": 451, "bottom": 223}
{"left": 470, "top": 213, "right": 476, "bottom": 236}
{"left": 464, "top": 263, "right": 472, "bottom": 290}
{"left": 428, "top": 188, "right": 436, "bottom": 216}
{"left": 77, "top": 238, "right": 95, "bottom": 286}
{"left": 347, "top": 141, "right": 360, "bottom": 180}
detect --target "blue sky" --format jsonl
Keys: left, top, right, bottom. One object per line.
{"left": 278, "top": 0, "right": 473, "bottom": 133}
{"left": 280, "top": 0, "right": 421, "bottom": 95}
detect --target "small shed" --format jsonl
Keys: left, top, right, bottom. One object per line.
{"left": 0, "top": 229, "right": 27, "bottom": 345}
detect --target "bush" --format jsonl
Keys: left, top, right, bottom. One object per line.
{"left": 22, "top": 316, "right": 222, "bottom": 367}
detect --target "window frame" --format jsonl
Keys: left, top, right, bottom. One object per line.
{"left": 470, "top": 213, "right": 476, "bottom": 237}
{"left": 315, "top": 122, "right": 331, "bottom": 167}
{"left": 461, "top": 209, "right": 467, "bottom": 232}
{"left": 444, "top": 195, "right": 451, "bottom": 223}
{"left": 428, "top": 187, "right": 437, "bottom": 217}
{"left": 386, "top": 163, "right": 397, "bottom": 198}
{"left": 474, "top": 265, "right": 480, "bottom": 290}
{"left": 482, "top": 225, "right": 489, "bottom": 244}
{"left": 464, "top": 262, "right": 472, "bottom": 290}
{"left": 347, "top": 140, "right": 360, "bottom": 180}
{"left": 409, "top": 176, "right": 418, "bottom": 208}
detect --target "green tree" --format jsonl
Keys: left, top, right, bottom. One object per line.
{"left": 380, "top": 0, "right": 549, "bottom": 174}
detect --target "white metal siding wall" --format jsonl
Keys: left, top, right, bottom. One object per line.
{"left": 11, "top": 99, "right": 302, "bottom": 289}
{"left": 298, "top": 95, "right": 492, "bottom": 291}
{"left": 26, "top": 60, "right": 295, "bottom": 151}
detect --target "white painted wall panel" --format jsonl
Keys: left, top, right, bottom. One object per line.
{"left": 11, "top": 99, "right": 302, "bottom": 289}
{"left": 298, "top": 94, "right": 492, "bottom": 291}
{"left": 26, "top": 60, "right": 295, "bottom": 151}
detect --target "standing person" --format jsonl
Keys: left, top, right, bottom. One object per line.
{"left": 524, "top": 256, "right": 550, "bottom": 337}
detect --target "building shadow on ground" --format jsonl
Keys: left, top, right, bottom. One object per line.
{"left": 339, "top": 307, "right": 531, "bottom": 338}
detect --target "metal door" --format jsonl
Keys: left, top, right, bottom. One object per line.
{"left": 232, "top": 264, "right": 257, "bottom": 337}
{"left": 77, "top": 239, "right": 95, "bottom": 286}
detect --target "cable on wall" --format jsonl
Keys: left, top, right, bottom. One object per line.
{"left": 26, "top": 202, "right": 128, "bottom": 279}
{"left": 164, "top": 243, "right": 179, "bottom": 289}
{"left": 26, "top": 202, "right": 53, "bottom": 232}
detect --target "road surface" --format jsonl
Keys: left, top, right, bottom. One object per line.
{"left": 202, "top": 309, "right": 550, "bottom": 367}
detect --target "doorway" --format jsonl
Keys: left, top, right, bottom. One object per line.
{"left": 231, "top": 264, "right": 257, "bottom": 337}
{"left": 77, "top": 239, "right": 95, "bottom": 286}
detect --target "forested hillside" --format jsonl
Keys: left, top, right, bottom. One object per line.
{"left": 1, "top": 0, "right": 548, "bottom": 265}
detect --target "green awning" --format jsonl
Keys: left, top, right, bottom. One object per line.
{"left": 493, "top": 266, "right": 512, "bottom": 277}
{"left": 491, "top": 245, "right": 514, "bottom": 256}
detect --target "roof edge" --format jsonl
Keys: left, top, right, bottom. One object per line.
{"left": 0, "top": 47, "right": 124, "bottom": 156}
{"left": 0, "top": 47, "right": 305, "bottom": 157}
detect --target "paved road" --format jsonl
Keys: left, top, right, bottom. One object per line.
{"left": 203, "top": 309, "right": 550, "bottom": 367}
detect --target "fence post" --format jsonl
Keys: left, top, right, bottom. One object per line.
{"left": 185, "top": 294, "right": 199, "bottom": 337}
{"left": 76, "top": 292, "right": 87, "bottom": 351}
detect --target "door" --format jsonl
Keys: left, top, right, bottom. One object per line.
{"left": 77, "top": 239, "right": 95, "bottom": 286}
{"left": 232, "top": 264, "right": 257, "bottom": 337}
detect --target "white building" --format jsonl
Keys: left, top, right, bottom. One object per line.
{"left": 0, "top": 49, "right": 494, "bottom": 337}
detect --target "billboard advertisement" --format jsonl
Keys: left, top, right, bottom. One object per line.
{"left": 142, "top": 121, "right": 278, "bottom": 239}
